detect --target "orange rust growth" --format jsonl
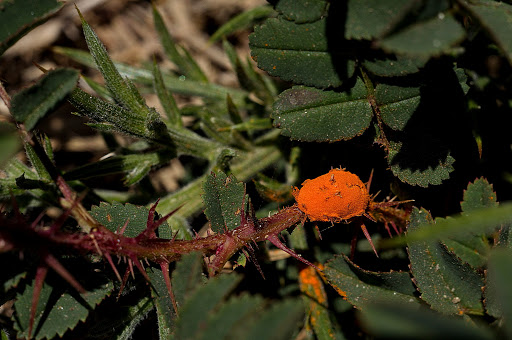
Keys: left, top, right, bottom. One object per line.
{"left": 293, "top": 168, "right": 369, "bottom": 222}
{"left": 299, "top": 265, "right": 327, "bottom": 304}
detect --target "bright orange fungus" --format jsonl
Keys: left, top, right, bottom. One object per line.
{"left": 293, "top": 168, "right": 369, "bottom": 222}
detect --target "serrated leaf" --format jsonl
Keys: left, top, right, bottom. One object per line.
{"left": 203, "top": 171, "right": 245, "bottom": 233}
{"left": 14, "top": 277, "right": 113, "bottom": 340}
{"left": 461, "top": 178, "right": 498, "bottom": 214}
{"left": 443, "top": 178, "right": 496, "bottom": 268}
{"left": 388, "top": 139, "right": 455, "bottom": 187}
{"left": 270, "top": 0, "right": 327, "bottom": 24}
{"left": 378, "top": 13, "right": 465, "bottom": 57}
{"left": 0, "top": 0, "right": 62, "bottom": 55}
{"left": 209, "top": 5, "right": 274, "bottom": 43}
{"left": 323, "top": 254, "right": 419, "bottom": 309}
{"left": 345, "top": 0, "right": 414, "bottom": 40}
{"left": 407, "top": 207, "right": 485, "bottom": 315}
{"left": 250, "top": 16, "right": 355, "bottom": 88}
{"left": 236, "top": 299, "right": 304, "bottom": 340}
{"left": 175, "top": 274, "right": 242, "bottom": 340}
{"left": 272, "top": 80, "right": 373, "bottom": 141}
{"left": 485, "top": 248, "right": 512, "bottom": 333}
{"left": 466, "top": 1, "right": 512, "bottom": 65}
{"left": 196, "top": 294, "right": 264, "bottom": 340}
{"left": 90, "top": 202, "right": 172, "bottom": 238}
{"left": 359, "top": 302, "right": 494, "bottom": 340}
{"left": 376, "top": 84, "right": 420, "bottom": 131}
{"left": 363, "top": 56, "right": 426, "bottom": 77}
{"left": 11, "top": 68, "right": 79, "bottom": 130}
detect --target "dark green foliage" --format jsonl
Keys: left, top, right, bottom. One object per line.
{"left": 324, "top": 254, "right": 420, "bottom": 309}
{"left": 0, "top": 0, "right": 62, "bottom": 55}
{"left": 3, "top": 0, "right": 512, "bottom": 339}
{"left": 272, "top": 81, "right": 373, "bottom": 141}
{"left": 14, "top": 276, "right": 113, "bottom": 340}
{"left": 11, "top": 68, "right": 79, "bottom": 130}
{"left": 203, "top": 171, "right": 246, "bottom": 232}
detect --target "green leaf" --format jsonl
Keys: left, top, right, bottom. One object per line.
{"left": 271, "top": 0, "right": 328, "bottom": 24}
{"left": 78, "top": 9, "right": 149, "bottom": 115}
{"left": 14, "top": 277, "right": 113, "bottom": 340}
{"left": 148, "top": 268, "right": 176, "bottom": 339}
{"left": 250, "top": 16, "right": 355, "bottom": 88}
{"left": 64, "top": 150, "right": 174, "bottom": 186}
{"left": 0, "top": 0, "right": 62, "bottom": 55}
{"left": 209, "top": 5, "right": 274, "bottom": 43}
{"left": 24, "top": 142, "right": 51, "bottom": 181}
{"left": 485, "top": 248, "right": 512, "bottom": 334}
{"left": 237, "top": 299, "right": 304, "bottom": 340}
{"left": 378, "top": 13, "right": 465, "bottom": 57}
{"left": 54, "top": 46, "right": 249, "bottom": 106}
{"left": 114, "top": 296, "right": 154, "bottom": 340}
{"left": 359, "top": 302, "right": 494, "bottom": 340}
{"left": 466, "top": 1, "right": 512, "bottom": 65}
{"left": 461, "top": 178, "right": 498, "bottom": 214}
{"left": 203, "top": 171, "right": 246, "bottom": 233}
{"left": 363, "top": 56, "right": 426, "bottom": 77}
{"left": 272, "top": 80, "right": 373, "bottom": 141}
{"left": 68, "top": 87, "right": 173, "bottom": 147}
{"left": 407, "top": 207, "right": 485, "bottom": 315}
{"left": 384, "top": 202, "right": 512, "bottom": 248}
{"left": 174, "top": 274, "right": 242, "bottom": 340}
{"left": 152, "top": 4, "right": 207, "bottom": 82}
{"left": 172, "top": 252, "right": 205, "bottom": 308}
{"left": 196, "top": 294, "right": 264, "bottom": 340}
{"left": 152, "top": 59, "right": 181, "bottom": 127}
{"left": 376, "top": 84, "right": 420, "bottom": 131}
{"left": 345, "top": 0, "right": 415, "bottom": 40}
{"left": 387, "top": 139, "right": 455, "bottom": 187}
{"left": 443, "top": 178, "right": 497, "bottom": 268}
{"left": 11, "top": 68, "right": 79, "bottom": 130}
{"left": 323, "top": 254, "right": 420, "bottom": 309}
{"left": 90, "top": 202, "right": 172, "bottom": 238}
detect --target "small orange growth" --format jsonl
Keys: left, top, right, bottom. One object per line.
{"left": 299, "top": 265, "right": 327, "bottom": 304}
{"left": 293, "top": 168, "right": 369, "bottom": 222}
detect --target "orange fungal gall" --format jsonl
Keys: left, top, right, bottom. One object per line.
{"left": 293, "top": 168, "right": 369, "bottom": 222}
